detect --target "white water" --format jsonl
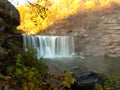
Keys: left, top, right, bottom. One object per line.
{"left": 23, "top": 34, "right": 75, "bottom": 58}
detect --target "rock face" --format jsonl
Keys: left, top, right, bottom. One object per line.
{"left": 0, "top": 0, "right": 22, "bottom": 74}
{"left": 0, "top": 0, "right": 20, "bottom": 28}
{"left": 41, "top": 9, "right": 120, "bottom": 57}
{"left": 85, "top": 13, "right": 120, "bottom": 57}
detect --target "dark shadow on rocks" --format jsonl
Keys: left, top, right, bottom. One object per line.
{"left": 72, "top": 71, "right": 104, "bottom": 90}
{"left": 0, "top": 0, "right": 21, "bottom": 75}
{"left": 0, "top": 0, "right": 20, "bottom": 33}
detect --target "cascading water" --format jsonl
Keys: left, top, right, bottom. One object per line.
{"left": 23, "top": 34, "right": 75, "bottom": 58}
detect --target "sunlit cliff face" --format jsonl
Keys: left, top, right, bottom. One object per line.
{"left": 17, "top": 0, "right": 120, "bottom": 34}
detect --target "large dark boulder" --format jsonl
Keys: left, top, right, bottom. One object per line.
{"left": 0, "top": 0, "right": 20, "bottom": 32}
{"left": 72, "top": 71, "right": 104, "bottom": 90}
{"left": 0, "top": 0, "right": 21, "bottom": 75}
{"left": 0, "top": 0, "right": 20, "bottom": 24}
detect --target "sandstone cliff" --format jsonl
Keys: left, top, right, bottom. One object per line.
{"left": 41, "top": 5, "right": 120, "bottom": 57}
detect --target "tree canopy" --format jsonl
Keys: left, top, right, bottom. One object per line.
{"left": 17, "top": 0, "right": 120, "bottom": 34}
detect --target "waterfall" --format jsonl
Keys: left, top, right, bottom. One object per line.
{"left": 23, "top": 34, "right": 75, "bottom": 58}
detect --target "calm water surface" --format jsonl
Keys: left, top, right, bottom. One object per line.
{"left": 45, "top": 56, "right": 120, "bottom": 75}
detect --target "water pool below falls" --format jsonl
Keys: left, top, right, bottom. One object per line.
{"left": 22, "top": 34, "right": 120, "bottom": 74}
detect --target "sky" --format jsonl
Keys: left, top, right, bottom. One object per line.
{"left": 8, "top": 0, "right": 35, "bottom": 6}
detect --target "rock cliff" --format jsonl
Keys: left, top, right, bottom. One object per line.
{"left": 41, "top": 7, "right": 120, "bottom": 57}
{"left": 0, "top": 0, "right": 22, "bottom": 74}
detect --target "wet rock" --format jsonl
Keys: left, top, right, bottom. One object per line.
{"left": 72, "top": 71, "right": 104, "bottom": 90}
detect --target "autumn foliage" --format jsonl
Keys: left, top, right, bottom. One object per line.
{"left": 17, "top": 0, "right": 120, "bottom": 34}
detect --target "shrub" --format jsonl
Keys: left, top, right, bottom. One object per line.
{"left": 95, "top": 74, "right": 120, "bottom": 90}
{"left": 0, "top": 47, "right": 75, "bottom": 90}
{"left": 5, "top": 48, "right": 47, "bottom": 89}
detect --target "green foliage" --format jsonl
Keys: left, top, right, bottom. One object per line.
{"left": 104, "top": 74, "right": 120, "bottom": 90}
{"left": 95, "top": 83, "right": 103, "bottom": 90}
{"left": 95, "top": 74, "right": 120, "bottom": 90}
{"left": 0, "top": 73, "right": 4, "bottom": 79}
{"left": 62, "top": 71, "right": 75, "bottom": 88}
{"left": 42, "top": 71, "right": 75, "bottom": 90}
{"left": 18, "top": 48, "right": 47, "bottom": 75}
{"left": 0, "top": 47, "right": 75, "bottom": 90}
{"left": 8, "top": 48, "right": 47, "bottom": 89}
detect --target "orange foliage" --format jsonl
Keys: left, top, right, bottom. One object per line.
{"left": 17, "top": 0, "right": 120, "bottom": 34}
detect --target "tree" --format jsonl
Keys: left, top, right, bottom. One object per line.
{"left": 17, "top": 0, "right": 48, "bottom": 34}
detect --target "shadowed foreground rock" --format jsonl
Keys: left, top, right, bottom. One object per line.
{"left": 0, "top": 1, "right": 22, "bottom": 89}
{"left": 0, "top": 0, "right": 20, "bottom": 26}
{"left": 0, "top": 0, "right": 21, "bottom": 75}
{"left": 72, "top": 71, "right": 104, "bottom": 90}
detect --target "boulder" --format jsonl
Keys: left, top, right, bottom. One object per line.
{"left": 0, "top": 0, "right": 20, "bottom": 32}
{"left": 0, "top": 0, "right": 22, "bottom": 75}
{"left": 72, "top": 71, "right": 104, "bottom": 90}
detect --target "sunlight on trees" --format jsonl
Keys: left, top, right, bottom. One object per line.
{"left": 17, "top": 0, "right": 120, "bottom": 34}
{"left": 17, "top": 0, "right": 47, "bottom": 34}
